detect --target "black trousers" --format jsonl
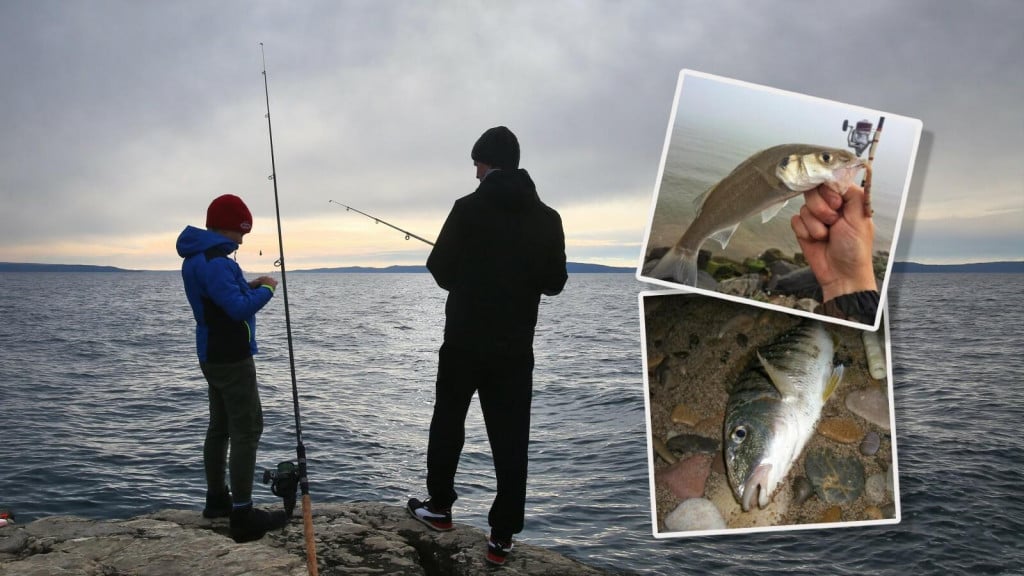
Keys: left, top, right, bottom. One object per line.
{"left": 426, "top": 342, "right": 534, "bottom": 539}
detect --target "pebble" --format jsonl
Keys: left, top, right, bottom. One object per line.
{"left": 648, "top": 351, "right": 666, "bottom": 372}
{"left": 719, "top": 274, "right": 764, "bottom": 297}
{"left": 864, "top": 506, "right": 884, "bottom": 520}
{"left": 655, "top": 454, "right": 712, "bottom": 500}
{"left": 792, "top": 476, "right": 815, "bottom": 506}
{"left": 804, "top": 447, "right": 865, "bottom": 505}
{"left": 670, "top": 403, "right": 702, "bottom": 427}
{"left": 820, "top": 506, "right": 843, "bottom": 523}
{"left": 860, "top": 431, "right": 882, "bottom": 455}
{"left": 817, "top": 418, "right": 864, "bottom": 444}
{"left": 845, "top": 387, "right": 891, "bottom": 431}
{"left": 663, "top": 498, "right": 727, "bottom": 532}
{"left": 865, "top": 472, "right": 889, "bottom": 504}
{"left": 665, "top": 433, "right": 718, "bottom": 455}
{"left": 794, "top": 298, "right": 819, "bottom": 313}
{"left": 881, "top": 502, "right": 897, "bottom": 519}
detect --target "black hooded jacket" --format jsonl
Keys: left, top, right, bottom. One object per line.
{"left": 427, "top": 168, "right": 567, "bottom": 354}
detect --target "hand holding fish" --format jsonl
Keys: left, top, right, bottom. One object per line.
{"left": 791, "top": 183, "right": 877, "bottom": 304}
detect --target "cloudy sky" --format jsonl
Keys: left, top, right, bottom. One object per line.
{"left": 1, "top": 1, "right": 1021, "bottom": 271}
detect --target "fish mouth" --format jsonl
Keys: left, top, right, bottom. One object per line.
{"left": 741, "top": 463, "right": 773, "bottom": 511}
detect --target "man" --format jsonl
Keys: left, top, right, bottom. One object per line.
{"left": 176, "top": 193, "right": 288, "bottom": 543}
{"left": 408, "top": 126, "right": 568, "bottom": 566}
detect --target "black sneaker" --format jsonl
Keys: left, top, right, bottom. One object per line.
{"left": 485, "top": 533, "right": 514, "bottom": 566}
{"left": 406, "top": 498, "right": 453, "bottom": 531}
{"left": 202, "top": 487, "right": 232, "bottom": 519}
{"left": 229, "top": 503, "right": 289, "bottom": 543}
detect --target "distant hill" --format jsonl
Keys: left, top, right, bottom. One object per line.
{"left": 892, "top": 261, "right": 1024, "bottom": 273}
{"left": 298, "top": 262, "right": 634, "bottom": 273}
{"left": 0, "top": 262, "right": 134, "bottom": 273}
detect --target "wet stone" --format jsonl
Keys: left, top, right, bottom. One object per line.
{"left": 864, "top": 506, "right": 884, "bottom": 520}
{"left": 792, "top": 476, "right": 815, "bottom": 506}
{"left": 865, "top": 472, "right": 889, "bottom": 504}
{"left": 845, "top": 387, "right": 891, "bottom": 431}
{"left": 670, "top": 403, "right": 702, "bottom": 427}
{"left": 655, "top": 454, "right": 712, "bottom": 500}
{"left": 817, "top": 418, "right": 864, "bottom": 444}
{"left": 820, "top": 506, "right": 843, "bottom": 523}
{"left": 860, "top": 431, "right": 882, "bottom": 456}
{"left": 804, "top": 447, "right": 865, "bottom": 505}
{"left": 663, "top": 498, "right": 727, "bottom": 532}
{"left": 665, "top": 434, "right": 719, "bottom": 456}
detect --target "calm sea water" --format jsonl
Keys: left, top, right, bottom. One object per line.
{"left": 1, "top": 271, "right": 1022, "bottom": 574}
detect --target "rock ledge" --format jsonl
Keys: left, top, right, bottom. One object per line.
{"left": 0, "top": 502, "right": 614, "bottom": 575}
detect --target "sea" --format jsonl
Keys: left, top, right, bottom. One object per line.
{"left": 0, "top": 271, "right": 1022, "bottom": 575}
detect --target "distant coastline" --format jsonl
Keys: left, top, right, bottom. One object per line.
{"left": 3, "top": 261, "right": 1023, "bottom": 274}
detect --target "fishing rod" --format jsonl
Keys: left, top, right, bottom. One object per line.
{"left": 260, "top": 43, "right": 319, "bottom": 576}
{"left": 862, "top": 116, "right": 884, "bottom": 217}
{"left": 328, "top": 200, "right": 435, "bottom": 246}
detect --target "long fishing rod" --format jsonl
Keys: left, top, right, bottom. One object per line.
{"left": 260, "top": 43, "right": 319, "bottom": 576}
{"left": 328, "top": 200, "right": 435, "bottom": 246}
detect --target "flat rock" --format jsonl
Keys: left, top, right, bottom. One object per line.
{"left": 655, "top": 454, "right": 712, "bottom": 500}
{"left": 670, "top": 403, "right": 702, "bottom": 427}
{"left": 804, "top": 448, "right": 866, "bottom": 505}
{"left": 0, "top": 503, "right": 613, "bottom": 576}
{"left": 663, "top": 498, "right": 727, "bottom": 532}
{"left": 817, "top": 418, "right": 864, "bottom": 444}
{"left": 845, "top": 387, "right": 891, "bottom": 431}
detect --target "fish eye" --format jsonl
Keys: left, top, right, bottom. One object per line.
{"left": 778, "top": 156, "right": 789, "bottom": 169}
{"left": 730, "top": 426, "right": 747, "bottom": 444}
{"left": 821, "top": 152, "right": 832, "bottom": 163}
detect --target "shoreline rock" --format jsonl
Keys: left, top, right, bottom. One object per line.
{"left": 0, "top": 502, "right": 619, "bottom": 575}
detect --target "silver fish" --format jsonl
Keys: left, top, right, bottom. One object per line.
{"left": 646, "top": 144, "right": 865, "bottom": 286}
{"left": 723, "top": 320, "right": 843, "bottom": 512}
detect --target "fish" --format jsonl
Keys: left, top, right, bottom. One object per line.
{"left": 723, "top": 320, "right": 844, "bottom": 512}
{"left": 645, "top": 144, "right": 865, "bottom": 286}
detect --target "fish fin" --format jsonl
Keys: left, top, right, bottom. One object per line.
{"left": 822, "top": 364, "right": 844, "bottom": 402}
{"left": 757, "top": 351, "right": 800, "bottom": 398}
{"left": 760, "top": 200, "right": 788, "bottom": 223}
{"left": 709, "top": 224, "right": 739, "bottom": 249}
{"left": 646, "top": 248, "right": 699, "bottom": 286}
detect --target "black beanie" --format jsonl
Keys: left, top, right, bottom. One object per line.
{"left": 471, "top": 126, "right": 520, "bottom": 170}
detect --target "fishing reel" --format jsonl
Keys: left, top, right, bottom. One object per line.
{"left": 262, "top": 460, "right": 299, "bottom": 517}
{"left": 842, "top": 119, "right": 874, "bottom": 157}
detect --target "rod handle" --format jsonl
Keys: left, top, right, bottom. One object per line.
{"left": 302, "top": 493, "right": 319, "bottom": 576}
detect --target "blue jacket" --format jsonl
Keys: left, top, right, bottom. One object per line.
{"left": 176, "top": 225, "right": 274, "bottom": 363}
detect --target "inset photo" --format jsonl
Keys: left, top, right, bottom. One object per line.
{"left": 640, "top": 291, "right": 899, "bottom": 537}
{"left": 637, "top": 70, "right": 922, "bottom": 331}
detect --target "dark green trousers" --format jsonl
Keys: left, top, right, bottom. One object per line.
{"left": 201, "top": 356, "right": 263, "bottom": 504}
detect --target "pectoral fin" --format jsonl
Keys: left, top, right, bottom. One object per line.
{"left": 709, "top": 223, "right": 740, "bottom": 249}
{"left": 757, "top": 351, "right": 800, "bottom": 398}
{"left": 822, "top": 364, "right": 844, "bottom": 402}
{"left": 760, "top": 200, "right": 788, "bottom": 223}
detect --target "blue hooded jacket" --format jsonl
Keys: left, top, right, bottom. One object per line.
{"left": 176, "top": 225, "right": 274, "bottom": 363}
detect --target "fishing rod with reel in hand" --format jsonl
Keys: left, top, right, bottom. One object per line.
{"left": 259, "top": 42, "right": 319, "bottom": 576}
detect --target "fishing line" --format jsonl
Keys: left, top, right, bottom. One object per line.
{"left": 260, "top": 42, "right": 319, "bottom": 576}
{"left": 862, "top": 116, "right": 885, "bottom": 217}
{"left": 328, "top": 200, "right": 435, "bottom": 246}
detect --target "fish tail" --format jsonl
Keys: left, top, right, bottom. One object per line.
{"left": 646, "top": 247, "right": 698, "bottom": 286}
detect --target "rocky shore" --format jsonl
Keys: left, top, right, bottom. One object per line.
{"left": 643, "top": 247, "right": 890, "bottom": 315}
{"left": 0, "top": 502, "right": 616, "bottom": 575}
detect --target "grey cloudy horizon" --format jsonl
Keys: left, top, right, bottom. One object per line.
{"left": 1, "top": 1, "right": 1021, "bottom": 269}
